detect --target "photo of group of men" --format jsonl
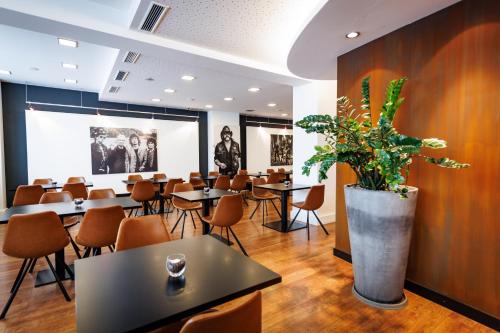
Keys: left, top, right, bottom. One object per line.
{"left": 270, "top": 134, "right": 293, "bottom": 166}
{"left": 90, "top": 127, "right": 158, "bottom": 175}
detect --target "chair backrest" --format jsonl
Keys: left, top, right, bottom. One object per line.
{"left": 67, "top": 176, "right": 86, "bottom": 183}
{"left": 131, "top": 180, "right": 155, "bottom": 202}
{"left": 189, "top": 172, "right": 202, "bottom": 178}
{"left": 39, "top": 191, "right": 73, "bottom": 203}
{"left": 277, "top": 168, "right": 285, "bottom": 173}
{"left": 172, "top": 183, "right": 194, "bottom": 206}
{"left": 303, "top": 185, "right": 325, "bottom": 211}
{"left": 266, "top": 168, "right": 275, "bottom": 174}
{"left": 214, "top": 175, "right": 230, "bottom": 190}
{"left": 33, "top": 178, "right": 52, "bottom": 185}
{"left": 266, "top": 172, "right": 281, "bottom": 184}
{"left": 180, "top": 291, "right": 262, "bottom": 333}
{"left": 208, "top": 171, "right": 219, "bottom": 176}
{"left": 115, "top": 215, "right": 171, "bottom": 251}
{"left": 252, "top": 178, "right": 269, "bottom": 197}
{"left": 127, "top": 174, "right": 143, "bottom": 192}
{"left": 153, "top": 173, "right": 167, "bottom": 180}
{"left": 230, "top": 174, "right": 248, "bottom": 191}
{"left": 12, "top": 185, "right": 45, "bottom": 206}
{"left": 210, "top": 194, "right": 243, "bottom": 227}
{"left": 62, "top": 182, "right": 88, "bottom": 200}
{"left": 88, "top": 188, "right": 116, "bottom": 200}
{"left": 3, "top": 211, "right": 69, "bottom": 259}
{"left": 238, "top": 169, "right": 248, "bottom": 176}
{"left": 163, "top": 178, "right": 184, "bottom": 197}
{"left": 189, "top": 172, "right": 205, "bottom": 187}
{"left": 77, "top": 205, "right": 125, "bottom": 248}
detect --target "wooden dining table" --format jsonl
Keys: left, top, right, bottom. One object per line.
{"left": 0, "top": 197, "right": 142, "bottom": 286}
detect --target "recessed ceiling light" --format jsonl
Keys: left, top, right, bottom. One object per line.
{"left": 164, "top": 88, "right": 176, "bottom": 93}
{"left": 346, "top": 31, "right": 360, "bottom": 39}
{"left": 145, "top": 77, "right": 155, "bottom": 81}
{"left": 224, "top": 97, "right": 233, "bottom": 101}
{"left": 182, "top": 75, "right": 196, "bottom": 81}
{"left": 64, "top": 78, "right": 77, "bottom": 84}
{"left": 205, "top": 104, "right": 213, "bottom": 109}
{"left": 152, "top": 98, "right": 161, "bottom": 102}
{"left": 248, "top": 87, "right": 260, "bottom": 92}
{"left": 58, "top": 38, "right": 78, "bottom": 48}
{"left": 281, "top": 113, "right": 288, "bottom": 116}
{"left": 62, "top": 63, "right": 78, "bottom": 70}
{"left": 0, "top": 69, "right": 12, "bottom": 75}
{"left": 268, "top": 103, "right": 277, "bottom": 107}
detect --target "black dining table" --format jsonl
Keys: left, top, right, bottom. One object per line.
{"left": 201, "top": 175, "right": 218, "bottom": 188}
{"left": 248, "top": 171, "right": 293, "bottom": 181}
{"left": 122, "top": 178, "right": 170, "bottom": 214}
{"left": 0, "top": 197, "right": 141, "bottom": 286}
{"left": 75, "top": 235, "right": 281, "bottom": 333}
{"left": 8, "top": 182, "right": 94, "bottom": 192}
{"left": 254, "top": 183, "right": 311, "bottom": 233}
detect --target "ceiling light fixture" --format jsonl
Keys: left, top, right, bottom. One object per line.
{"left": 267, "top": 103, "right": 277, "bottom": 107}
{"left": 64, "top": 78, "right": 77, "bottom": 84}
{"left": 224, "top": 97, "right": 234, "bottom": 101}
{"left": 248, "top": 87, "right": 260, "bottom": 92}
{"left": 58, "top": 38, "right": 78, "bottom": 48}
{"left": 152, "top": 98, "right": 161, "bottom": 102}
{"left": 181, "top": 75, "right": 196, "bottom": 81}
{"left": 0, "top": 69, "right": 12, "bottom": 75}
{"left": 164, "top": 88, "right": 175, "bottom": 93}
{"left": 62, "top": 63, "right": 78, "bottom": 70}
{"left": 205, "top": 104, "right": 213, "bottom": 109}
{"left": 281, "top": 113, "right": 288, "bottom": 117}
{"left": 346, "top": 31, "right": 360, "bottom": 39}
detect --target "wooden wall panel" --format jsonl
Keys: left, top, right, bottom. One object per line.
{"left": 336, "top": 0, "right": 499, "bottom": 318}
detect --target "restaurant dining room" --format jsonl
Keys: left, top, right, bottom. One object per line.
{"left": 0, "top": 0, "right": 497, "bottom": 332}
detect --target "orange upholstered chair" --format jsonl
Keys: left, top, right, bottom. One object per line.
{"left": 288, "top": 184, "right": 329, "bottom": 240}
{"left": 266, "top": 168, "right": 275, "bottom": 174}
{"left": 277, "top": 167, "right": 287, "bottom": 181}
{"left": 116, "top": 215, "right": 171, "bottom": 251}
{"left": 266, "top": 172, "right": 281, "bottom": 184}
{"left": 161, "top": 178, "right": 184, "bottom": 218}
{"left": 32, "top": 178, "right": 56, "bottom": 192}
{"left": 88, "top": 188, "right": 116, "bottom": 200}
{"left": 250, "top": 178, "right": 281, "bottom": 225}
{"left": 12, "top": 185, "right": 45, "bottom": 206}
{"left": 152, "top": 173, "right": 167, "bottom": 193}
{"left": 230, "top": 175, "right": 250, "bottom": 205}
{"left": 171, "top": 183, "right": 202, "bottom": 239}
{"left": 127, "top": 174, "right": 143, "bottom": 193}
{"left": 201, "top": 194, "right": 247, "bottom": 256}
{"left": 214, "top": 175, "right": 230, "bottom": 190}
{"left": 76, "top": 205, "right": 125, "bottom": 256}
{"left": 1, "top": 211, "right": 73, "bottom": 319}
{"left": 238, "top": 169, "right": 248, "bottom": 176}
{"left": 208, "top": 171, "right": 219, "bottom": 177}
{"left": 131, "top": 180, "right": 156, "bottom": 215}
{"left": 67, "top": 176, "right": 86, "bottom": 183}
{"left": 189, "top": 172, "right": 206, "bottom": 190}
{"left": 62, "top": 182, "right": 88, "bottom": 200}
{"left": 179, "top": 291, "right": 262, "bottom": 333}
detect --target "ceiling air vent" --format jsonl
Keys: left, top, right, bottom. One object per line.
{"left": 108, "top": 86, "right": 120, "bottom": 94}
{"left": 123, "top": 51, "right": 141, "bottom": 63}
{"left": 245, "top": 109, "right": 256, "bottom": 112}
{"left": 140, "top": 2, "right": 170, "bottom": 33}
{"left": 115, "top": 70, "right": 129, "bottom": 81}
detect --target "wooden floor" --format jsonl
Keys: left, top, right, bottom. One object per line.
{"left": 0, "top": 199, "right": 493, "bottom": 333}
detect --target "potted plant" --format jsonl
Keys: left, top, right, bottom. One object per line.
{"left": 295, "top": 77, "right": 469, "bottom": 309}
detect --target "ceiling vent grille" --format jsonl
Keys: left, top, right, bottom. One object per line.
{"left": 123, "top": 51, "right": 141, "bottom": 63}
{"left": 140, "top": 2, "right": 170, "bottom": 33}
{"left": 108, "top": 86, "right": 120, "bottom": 94}
{"left": 114, "top": 70, "right": 129, "bottom": 81}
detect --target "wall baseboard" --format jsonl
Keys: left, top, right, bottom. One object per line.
{"left": 332, "top": 248, "right": 499, "bottom": 331}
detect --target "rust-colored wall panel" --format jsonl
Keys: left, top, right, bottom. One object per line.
{"left": 336, "top": 0, "right": 499, "bottom": 318}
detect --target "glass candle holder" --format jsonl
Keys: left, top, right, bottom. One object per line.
{"left": 203, "top": 187, "right": 210, "bottom": 194}
{"left": 284, "top": 180, "right": 290, "bottom": 186}
{"left": 166, "top": 254, "right": 186, "bottom": 278}
{"left": 74, "top": 198, "right": 84, "bottom": 207}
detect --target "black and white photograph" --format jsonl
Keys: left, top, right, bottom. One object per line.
{"left": 270, "top": 134, "right": 293, "bottom": 166}
{"left": 214, "top": 125, "right": 241, "bottom": 177}
{"left": 90, "top": 126, "right": 158, "bottom": 175}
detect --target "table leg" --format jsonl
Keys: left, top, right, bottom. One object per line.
{"left": 202, "top": 200, "right": 210, "bottom": 234}
{"left": 280, "top": 191, "right": 288, "bottom": 232}
{"left": 159, "top": 183, "right": 165, "bottom": 214}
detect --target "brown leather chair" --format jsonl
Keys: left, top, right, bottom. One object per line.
{"left": 249, "top": 178, "right": 281, "bottom": 225}
{"left": 266, "top": 172, "right": 281, "bottom": 184}
{"left": 179, "top": 291, "right": 262, "bottom": 333}
{"left": 266, "top": 168, "right": 275, "bottom": 174}
{"left": 40, "top": 191, "right": 81, "bottom": 258}
{"left": 88, "top": 188, "right": 116, "bottom": 200}
{"left": 131, "top": 180, "right": 156, "bottom": 215}
{"left": 67, "top": 176, "right": 86, "bottom": 183}
{"left": 288, "top": 185, "right": 329, "bottom": 240}
{"left": 171, "top": 183, "right": 202, "bottom": 239}
{"left": 277, "top": 168, "right": 286, "bottom": 182}
{"left": 76, "top": 205, "right": 125, "bottom": 256}
{"left": 116, "top": 215, "right": 171, "bottom": 251}
{"left": 214, "top": 175, "right": 230, "bottom": 190}
{"left": 152, "top": 173, "right": 167, "bottom": 193}
{"left": 33, "top": 178, "right": 56, "bottom": 192}
{"left": 161, "top": 178, "right": 184, "bottom": 218}
{"left": 62, "top": 182, "right": 88, "bottom": 200}
{"left": 12, "top": 185, "right": 45, "bottom": 206}
{"left": 238, "top": 169, "right": 248, "bottom": 176}
{"left": 127, "top": 174, "right": 143, "bottom": 193}
{"left": 201, "top": 194, "right": 247, "bottom": 256}
{"left": 230, "top": 175, "right": 249, "bottom": 205}
{"left": 208, "top": 171, "right": 219, "bottom": 177}
{"left": 189, "top": 172, "right": 206, "bottom": 190}
{"left": 1, "top": 211, "right": 73, "bottom": 319}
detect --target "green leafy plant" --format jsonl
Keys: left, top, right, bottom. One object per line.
{"left": 295, "top": 77, "right": 469, "bottom": 196}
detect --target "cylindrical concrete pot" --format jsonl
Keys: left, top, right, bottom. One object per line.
{"left": 344, "top": 185, "right": 418, "bottom": 309}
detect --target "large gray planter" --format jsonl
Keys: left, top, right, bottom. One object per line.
{"left": 344, "top": 185, "right": 418, "bottom": 309}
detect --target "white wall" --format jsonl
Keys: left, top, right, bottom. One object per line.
{"left": 293, "top": 80, "right": 337, "bottom": 225}
{"left": 0, "top": 83, "right": 6, "bottom": 209}
{"left": 246, "top": 126, "right": 293, "bottom": 172}
{"left": 25, "top": 111, "right": 199, "bottom": 194}
{"left": 207, "top": 111, "right": 240, "bottom": 172}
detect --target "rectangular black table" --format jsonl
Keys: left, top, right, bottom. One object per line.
{"left": 254, "top": 183, "right": 311, "bottom": 233}
{"left": 248, "top": 171, "right": 292, "bottom": 181}
{"left": 0, "top": 197, "right": 141, "bottom": 286}
{"left": 76, "top": 236, "right": 281, "bottom": 333}
{"left": 8, "top": 182, "right": 94, "bottom": 192}
{"left": 122, "top": 179, "right": 170, "bottom": 214}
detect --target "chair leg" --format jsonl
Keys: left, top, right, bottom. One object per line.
{"left": 194, "top": 210, "right": 203, "bottom": 222}
{"left": 82, "top": 247, "right": 92, "bottom": 258}
{"left": 270, "top": 199, "right": 282, "bottom": 218}
{"left": 180, "top": 212, "right": 187, "bottom": 239}
{"left": 307, "top": 211, "right": 310, "bottom": 241}
{"left": 10, "top": 259, "right": 28, "bottom": 293}
{"left": 261, "top": 200, "right": 265, "bottom": 226}
{"left": 108, "top": 245, "right": 114, "bottom": 253}
{"left": 28, "top": 257, "right": 37, "bottom": 273}
{"left": 209, "top": 225, "right": 215, "bottom": 234}
{"left": 1, "top": 258, "right": 32, "bottom": 319}
{"left": 67, "top": 232, "right": 82, "bottom": 259}
{"left": 264, "top": 201, "right": 268, "bottom": 216}
{"left": 226, "top": 227, "right": 230, "bottom": 245}
{"left": 171, "top": 211, "right": 185, "bottom": 233}
{"left": 287, "top": 208, "right": 301, "bottom": 232}
{"left": 249, "top": 200, "right": 261, "bottom": 219}
{"left": 312, "top": 210, "right": 330, "bottom": 235}
{"left": 189, "top": 211, "right": 197, "bottom": 229}
{"left": 44, "top": 256, "right": 71, "bottom": 301}
{"left": 228, "top": 227, "right": 248, "bottom": 256}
